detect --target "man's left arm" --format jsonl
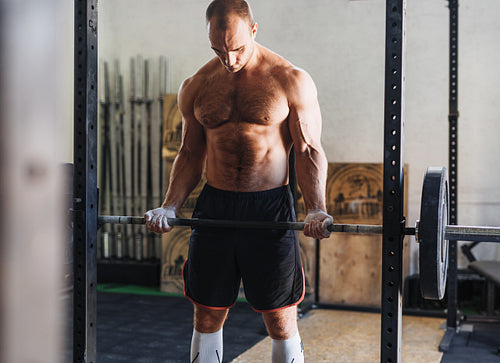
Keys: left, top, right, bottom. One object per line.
{"left": 287, "top": 68, "right": 333, "bottom": 239}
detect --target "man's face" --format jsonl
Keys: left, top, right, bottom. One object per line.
{"left": 208, "top": 16, "right": 257, "bottom": 73}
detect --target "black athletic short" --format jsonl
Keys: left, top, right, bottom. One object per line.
{"left": 183, "top": 184, "right": 304, "bottom": 312}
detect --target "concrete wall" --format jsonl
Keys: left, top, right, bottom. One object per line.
{"left": 96, "top": 0, "right": 500, "bottom": 272}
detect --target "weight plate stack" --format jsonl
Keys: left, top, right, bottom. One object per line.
{"left": 419, "top": 166, "right": 450, "bottom": 300}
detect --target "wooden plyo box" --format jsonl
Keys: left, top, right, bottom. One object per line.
{"left": 318, "top": 163, "right": 409, "bottom": 308}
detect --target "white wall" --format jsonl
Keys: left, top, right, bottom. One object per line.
{"left": 97, "top": 0, "right": 500, "bottom": 271}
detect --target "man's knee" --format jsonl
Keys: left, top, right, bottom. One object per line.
{"left": 262, "top": 306, "right": 298, "bottom": 340}
{"left": 194, "top": 305, "right": 229, "bottom": 333}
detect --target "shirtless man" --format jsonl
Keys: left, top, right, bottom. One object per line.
{"left": 145, "top": 1, "right": 332, "bottom": 362}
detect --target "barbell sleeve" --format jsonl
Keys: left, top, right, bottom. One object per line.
{"left": 97, "top": 215, "right": 384, "bottom": 234}
{"left": 444, "top": 225, "right": 500, "bottom": 243}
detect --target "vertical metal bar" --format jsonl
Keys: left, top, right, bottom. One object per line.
{"left": 381, "top": 1, "right": 406, "bottom": 362}
{"left": 446, "top": 0, "right": 459, "bottom": 331}
{"left": 73, "top": 0, "right": 98, "bottom": 362}
{"left": 439, "top": 1, "right": 459, "bottom": 353}
{"left": 487, "top": 281, "right": 494, "bottom": 316}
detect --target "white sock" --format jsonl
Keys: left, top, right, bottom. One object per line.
{"left": 271, "top": 331, "right": 304, "bottom": 363}
{"left": 190, "top": 328, "right": 223, "bottom": 363}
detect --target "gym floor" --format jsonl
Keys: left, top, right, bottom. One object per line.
{"left": 62, "top": 287, "right": 500, "bottom": 362}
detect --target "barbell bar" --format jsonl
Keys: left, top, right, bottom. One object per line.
{"left": 98, "top": 215, "right": 386, "bottom": 234}
{"left": 97, "top": 215, "right": 500, "bottom": 244}
{"left": 95, "top": 167, "right": 500, "bottom": 301}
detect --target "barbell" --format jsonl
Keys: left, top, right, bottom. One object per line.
{"left": 97, "top": 167, "right": 500, "bottom": 301}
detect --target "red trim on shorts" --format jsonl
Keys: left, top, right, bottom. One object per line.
{"left": 182, "top": 259, "right": 236, "bottom": 311}
{"left": 251, "top": 267, "right": 306, "bottom": 313}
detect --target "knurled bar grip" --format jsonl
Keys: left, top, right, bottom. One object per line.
{"left": 97, "top": 215, "right": 384, "bottom": 234}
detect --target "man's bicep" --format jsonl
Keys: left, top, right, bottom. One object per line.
{"left": 180, "top": 114, "right": 206, "bottom": 157}
{"left": 288, "top": 76, "right": 323, "bottom": 152}
{"left": 177, "top": 77, "right": 207, "bottom": 157}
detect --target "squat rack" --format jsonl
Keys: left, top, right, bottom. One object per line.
{"left": 72, "top": 1, "right": 408, "bottom": 362}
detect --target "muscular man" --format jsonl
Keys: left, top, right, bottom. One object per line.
{"left": 145, "top": 1, "right": 332, "bottom": 362}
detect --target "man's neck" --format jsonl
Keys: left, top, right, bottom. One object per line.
{"left": 240, "top": 43, "right": 261, "bottom": 73}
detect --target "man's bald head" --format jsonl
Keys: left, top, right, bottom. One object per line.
{"left": 206, "top": 0, "right": 255, "bottom": 30}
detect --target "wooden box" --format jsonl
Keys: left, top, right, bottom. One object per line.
{"left": 317, "top": 163, "right": 409, "bottom": 308}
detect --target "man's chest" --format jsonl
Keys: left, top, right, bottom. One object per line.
{"left": 193, "top": 77, "right": 289, "bottom": 129}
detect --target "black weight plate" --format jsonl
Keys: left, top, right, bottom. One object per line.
{"left": 419, "top": 167, "right": 449, "bottom": 300}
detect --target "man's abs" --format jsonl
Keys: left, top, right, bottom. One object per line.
{"left": 204, "top": 121, "right": 292, "bottom": 191}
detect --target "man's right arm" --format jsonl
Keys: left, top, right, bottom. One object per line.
{"left": 145, "top": 76, "right": 207, "bottom": 233}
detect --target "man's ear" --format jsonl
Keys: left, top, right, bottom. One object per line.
{"left": 251, "top": 22, "right": 258, "bottom": 39}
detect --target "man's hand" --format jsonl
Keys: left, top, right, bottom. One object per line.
{"left": 144, "top": 206, "right": 176, "bottom": 234}
{"left": 304, "top": 209, "right": 333, "bottom": 239}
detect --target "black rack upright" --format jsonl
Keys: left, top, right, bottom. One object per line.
{"left": 73, "top": 0, "right": 98, "bottom": 361}
{"left": 381, "top": 1, "right": 406, "bottom": 362}
{"left": 440, "top": 0, "right": 460, "bottom": 352}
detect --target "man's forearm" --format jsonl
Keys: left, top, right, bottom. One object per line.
{"left": 295, "top": 146, "right": 328, "bottom": 213}
{"left": 161, "top": 150, "right": 205, "bottom": 211}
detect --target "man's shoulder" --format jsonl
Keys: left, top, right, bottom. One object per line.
{"left": 260, "top": 47, "right": 313, "bottom": 88}
{"left": 270, "top": 63, "right": 315, "bottom": 94}
{"left": 259, "top": 50, "right": 317, "bottom": 103}
{"left": 182, "top": 59, "right": 218, "bottom": 89}
{"left": 179, "top": 59, "right": 219, "bottom": 99}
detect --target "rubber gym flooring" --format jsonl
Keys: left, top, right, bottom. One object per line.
{"left": 62, "top": 286, "right": 500, "bottom": 362}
